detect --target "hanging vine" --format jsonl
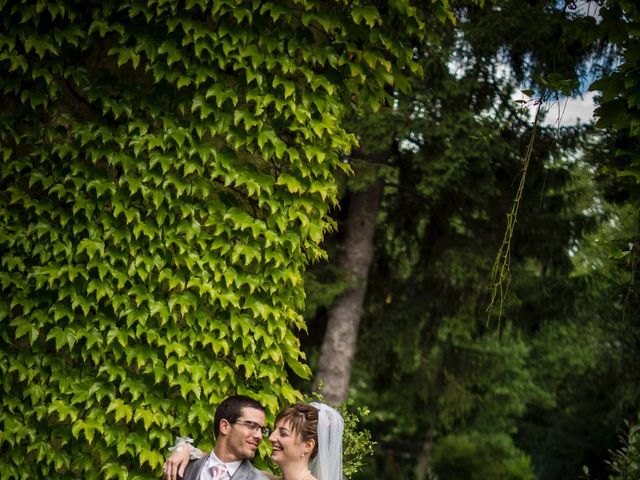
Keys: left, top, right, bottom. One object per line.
{"left": 486, "top": 92, "right": 548, "bottom": 325}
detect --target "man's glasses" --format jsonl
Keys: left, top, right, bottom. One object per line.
{"left": 233, "top": 419, "right": 270, "bottom": 437}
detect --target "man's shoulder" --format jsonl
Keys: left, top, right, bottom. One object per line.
{"left": 181, "top": 456, "right": 208, "bottom": 479}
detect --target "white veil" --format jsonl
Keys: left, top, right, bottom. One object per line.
{"left": 309, "top": 402, "right": 344, "bottom": 480}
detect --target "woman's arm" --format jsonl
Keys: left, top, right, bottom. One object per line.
{"left": 163, "top": 440, "right": 205, "bottom": 480}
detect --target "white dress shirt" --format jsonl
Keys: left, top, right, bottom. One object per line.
{"left": 201, "top": 452, "right": 242, "bottom": 480}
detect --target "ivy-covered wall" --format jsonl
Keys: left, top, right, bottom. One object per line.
{"left": 0, "top": 0, "right": 423, "bottom": 478}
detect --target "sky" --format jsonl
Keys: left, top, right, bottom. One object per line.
{"left": 524, "top": 0, "right": 602, "bottom": 128}
{"left": 511, "top": 88, "right": 598, "bottom": 128}
{"left": 542, "top": 91, "right": 597, "bottom": 127}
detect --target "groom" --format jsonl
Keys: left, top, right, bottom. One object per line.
{"left": 163, "top": 395, "right": 270, "bottom": 480}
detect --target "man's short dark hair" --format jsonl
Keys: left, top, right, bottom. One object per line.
{"left": 214, "top": 395, "right": 264, "bottom": 437}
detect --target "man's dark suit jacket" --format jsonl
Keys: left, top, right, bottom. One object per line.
{"left": 179, "top": 456, "right": 269, "bottom": 480}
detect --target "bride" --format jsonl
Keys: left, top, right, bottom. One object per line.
{"left": 164, "top": 402, "right": 344, "bottom": 480}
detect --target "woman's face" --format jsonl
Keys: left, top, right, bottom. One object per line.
{"left": 268, "top": 419, "right": 311, "bottom": 466}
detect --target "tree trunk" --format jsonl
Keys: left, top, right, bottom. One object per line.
{"left": 414, "top": 428, "right": 436, "bottom": 480}
{"left": 314, "top": 179, "right": 383, "bottom": 403}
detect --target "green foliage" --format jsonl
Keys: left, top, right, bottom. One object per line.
{"left": 606, "top": 421, "right": 640, "bottom": 480}
{"left": 305, "top": 0, "right": 608, "bottom": 478}
{"left": 582, "top": 420, "right": 640, "bottom": 480}
{"left": 588, "top": 0, "right": 640, "bottom": 328}
{"left": 346, "top": 25, "right": 595, "bottom": 474}
{"left": 589, "top": 0, "right": 640, "bottom": 209}
{"left": 431, "top": 432, "right": 535, "bottom": 480}
{"left": 0, "top": 0, "right": 424, "bottom": 477}
{"left": 339, "top": 401, "right": 376, "bottom": 479}
{"left": 302, "top": 263, "right": 348, "bottom": 321}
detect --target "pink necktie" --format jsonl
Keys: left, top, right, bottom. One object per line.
{"left": 210, "top": 464, "right": 228, "bottom": 480}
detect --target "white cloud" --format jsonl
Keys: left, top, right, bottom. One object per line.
{"left": 541, "top": 91, "right": 597, "bottom": 127}
{"left": 512, "top": 90, "right": 597, "bottom": 128}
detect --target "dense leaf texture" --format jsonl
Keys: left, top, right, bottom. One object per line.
{"left": 590, "top": 0, "right": 640, "bottom": 208}
{"left": 0, "top": 0, "right": 423, "bottom": 477}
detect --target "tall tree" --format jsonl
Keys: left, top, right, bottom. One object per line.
{"left": 311, "top": 0, "right": 454, "bottom": 404}
{"left": 311, "top": 0, "right": 601, "bottom": 405}
{"left": 314, "top": 175, "right": 383, "bottom": 403}
{"left": 305, "top": 0, "right": 608, "bottom": 478}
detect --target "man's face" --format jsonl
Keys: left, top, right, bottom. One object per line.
{"left": 221, "top": 407, "right": 266, "bottom": 461}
